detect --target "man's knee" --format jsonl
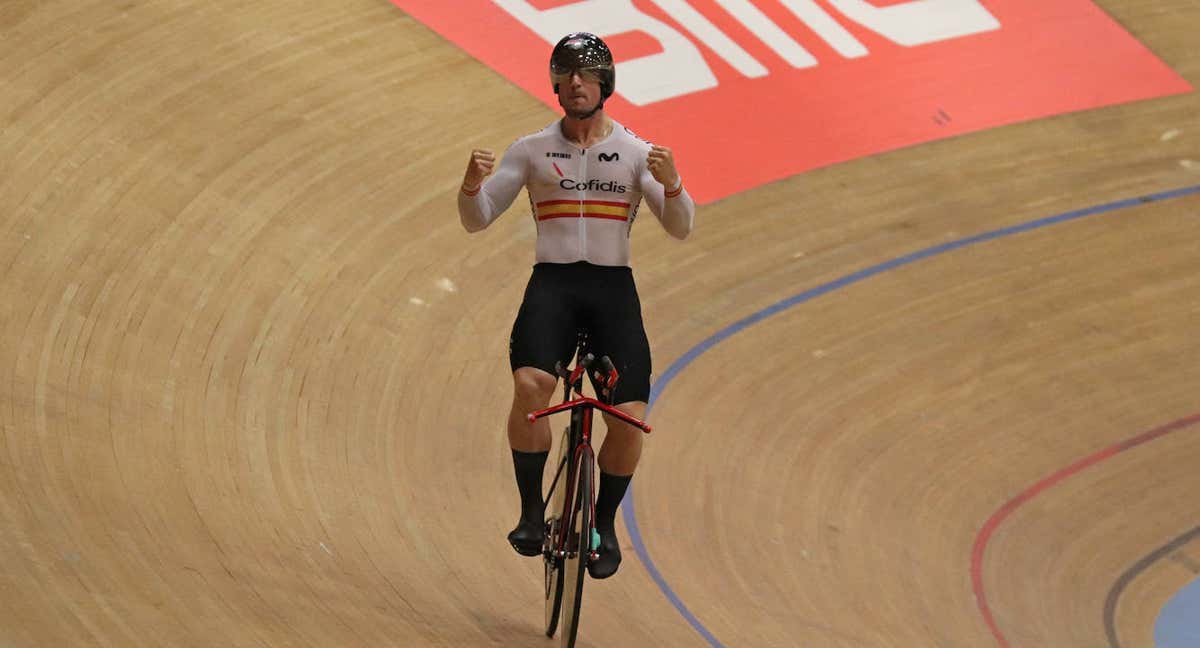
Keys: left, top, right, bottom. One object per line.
{"left": 604, "top": 402, "right": 647, "bottom": 435}
{"left": 513, "top": 367, "right": 558, "bottom": 405}
{"left": 613, "top": 401, "right": 647, "bottom": 419}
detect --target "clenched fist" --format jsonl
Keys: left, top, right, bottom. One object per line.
{"left": 463, "top": 149, "right": 495, "bottom": 190}
{"left": 646, "top": 145, "right": 680, "bottom": 191}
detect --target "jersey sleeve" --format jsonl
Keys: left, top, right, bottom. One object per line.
{"left": 458, "top": 139, "right": 530, "bottom": 232}
{"left": 638, "top": 149, "right": 695, "bottom": 240}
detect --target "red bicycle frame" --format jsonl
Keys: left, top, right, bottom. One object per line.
{"left": 527, "top": 363, "right": 652, "bottom": 560}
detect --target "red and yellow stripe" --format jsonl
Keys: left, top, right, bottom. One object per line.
{"left": 535, "top": 199, "right": 630, "bottom": 222}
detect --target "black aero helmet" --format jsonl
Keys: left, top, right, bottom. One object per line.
{"left": 549, "top": 32, "right": 615, "bottom": 100}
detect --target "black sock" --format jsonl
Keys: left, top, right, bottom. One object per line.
{"left": 511, "top": 449, "right": 549, "bottom": 524}
{"left": 594, "top": 472, "right": 632, "bottom": 535}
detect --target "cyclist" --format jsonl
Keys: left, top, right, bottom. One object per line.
{"left": 457, "top": 32, "right": 695, "bottom": 579}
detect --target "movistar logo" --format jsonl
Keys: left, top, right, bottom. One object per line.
{"left": 559, "top": 178, "right": 627, "bottom": 194}
{"left": 599, "top": 152, "right": 619, "bottom": 162}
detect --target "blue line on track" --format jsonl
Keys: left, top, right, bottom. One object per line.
{"left": 622, "top": 182, "right": 1200, "bottom": 647}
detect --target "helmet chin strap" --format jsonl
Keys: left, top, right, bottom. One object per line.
{"left": 576, "top": 99, "right": 604, "bottom": 120}
{"left": 560, "top": 93, "right": 605, "bottom": 121}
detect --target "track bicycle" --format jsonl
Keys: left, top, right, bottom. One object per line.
{"left": 527, "top": 335, "right": 652, "bottom": 647}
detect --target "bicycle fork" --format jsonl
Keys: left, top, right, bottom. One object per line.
{"left": 555, "top": 407, "right": 599, "bottom": 563}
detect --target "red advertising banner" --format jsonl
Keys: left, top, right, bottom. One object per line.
{"left": 395, "top": 0, "right": 1192, "bottom": 203}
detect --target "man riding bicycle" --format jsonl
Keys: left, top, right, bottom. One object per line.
{"left": 457, "top": 32, "right": 695, "bottom": 579}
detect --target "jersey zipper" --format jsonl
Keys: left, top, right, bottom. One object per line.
{"left": 578, "top": 148, "right": 587, "bottom": 260}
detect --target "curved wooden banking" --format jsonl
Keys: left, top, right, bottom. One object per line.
{"left": 1, "top": 1, "right": 1197, "bottom": 646}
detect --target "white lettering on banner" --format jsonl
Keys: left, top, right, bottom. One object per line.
{"left": 772, "top": 0, "right": 869, "bottom": 59}
{"left": 824, "top": 0, "right": 1001, "bottom": 47}
{"left": 492, "top": 0, "right": 1000, "bottom": 105}
{"left": 647, "top": 0, "right": 768, "bottom": 78}
{"left": 708, "top": 0, "right": 818, "bottom": 67}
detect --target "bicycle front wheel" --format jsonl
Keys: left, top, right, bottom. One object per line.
{"left": 559, "top": 453, "right": 592, "bottom": 648}
{"left": 544, "top": 426, "right": 570, "bottom": 637}
{"left": 543, "top": 518, "right": 564, "bottom": 638}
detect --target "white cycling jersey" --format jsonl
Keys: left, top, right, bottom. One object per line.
{"left": 458, "top": 119, "right": 695, "bottom": 267}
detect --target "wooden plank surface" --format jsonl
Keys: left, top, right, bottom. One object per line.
{"left": 1, "top": 1, "right": 1197, "bottom": 646}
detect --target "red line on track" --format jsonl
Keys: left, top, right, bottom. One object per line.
{"left": 971, "top": 412, "right": 1200, "bottom": 646}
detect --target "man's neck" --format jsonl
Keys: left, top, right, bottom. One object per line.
{"left": 560, "top": 113, "right": 612, "bottom": 149}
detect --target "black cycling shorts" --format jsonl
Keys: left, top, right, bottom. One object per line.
{"left": 509, "top": 261, "right": 651, "bottom": 404}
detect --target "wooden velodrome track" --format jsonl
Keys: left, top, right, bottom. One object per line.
{"left": 2, "top": 1, "right": 1198, "bottom": 646}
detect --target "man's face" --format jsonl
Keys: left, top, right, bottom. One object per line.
{"left": 555, "top": 68, "right": 604, "bottom": 119}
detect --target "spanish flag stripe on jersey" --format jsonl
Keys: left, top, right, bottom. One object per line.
{"left": 538, "top": 212, "right": 630, "bottom": 222}
{"left": 535, "top": 199, "right": 630, "bottom": 221}
{"left": 537, "top": 209, "right": 627, "bottom": 218}
{"left": 536, "top": 199, "right": 630, "bottom": 209}
{"left": 538, "top": 203, "right": 626, "bottom": 215}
